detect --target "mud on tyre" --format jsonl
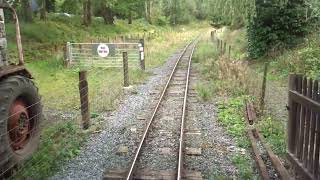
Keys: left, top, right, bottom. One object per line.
{"left": 0, "top": 75, "right": 42, "bottom": 177}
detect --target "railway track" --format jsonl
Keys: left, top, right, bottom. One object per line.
{"left": 104, "top": 39, "right": 200, "bottom": 180}
{"left": 244, "top": 102, "right": 292, "bottom": 180}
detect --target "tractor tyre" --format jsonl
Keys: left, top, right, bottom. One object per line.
{"left": 0, "top": 75, "right": 42, "bottom": 177}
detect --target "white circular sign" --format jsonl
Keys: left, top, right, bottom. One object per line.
{"left": 97, "top": 44, "right": 110, "bottom": 58}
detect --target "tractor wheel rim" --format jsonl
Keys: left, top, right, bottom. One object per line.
{"left": 8, "top": 100, "right": 31, "bottom": 151}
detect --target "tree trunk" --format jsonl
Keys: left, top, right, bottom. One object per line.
{"left": 87, "top": 0, "right": 92, "bottom": 25}
{"left": 83, "top": 0, "right": 92, "bottom": 26}
{"left": 145, "top": 0, "right": 152, "bottom": 24}
{"left": 128, "top": 10, "right": 132, "bottom": 24}
{"left": 101, "top": 6, "right": 114, "bottom": 25}
{"left": 40, "top": 0, "right": 47, "bottom": 20}
{"left": 172, "top": 0, "right": 177, "bottom": 25}
{"left": 22, "top": 0, "right": 33, "bottom": 22}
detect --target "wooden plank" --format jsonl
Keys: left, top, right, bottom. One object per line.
{"left": 247, "top": 129, "right": 270, "bottom": 180}
{"left": 289, "top": 91, "right": 320, "bottom": 113}
{"left": 287, "top": 152, "right": 313, "bottom": 180}
{"left": 256, "top": 129, "right": 292, "bottom": 180}
{"left": 303, "top": 78, "right": 313, "bottom": 166}
{"left": 134, "top": 169, "right": 176, "bottom": 180}
{"left": 308, "top": 80, "right": 318, "bottom": 170}
{"left": 297, "top": 77, "right": 307, "bottom": 160}
{"left": 186, "top": 148, "right": 202, "bottom": 156}
{"left": 288, "top": 74, "right": 298, "bottom": 154}
{"left": 294, "top": 75, "right": 303, "bottom": 156}
{"left": 314, "top": 87, "right": 320, "bottom": 178}
{"left": 184, "top": 171, "right": 203, "bottom": 180}
{"left": 103, "top": 169, "right": 127, "bottom": 180}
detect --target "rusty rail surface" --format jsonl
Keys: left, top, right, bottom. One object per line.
{"left": 125, "top": 39, "right": 198, "bottom": 180}
{"left": 244, "top": 102, "right": 292, "bottom": 180}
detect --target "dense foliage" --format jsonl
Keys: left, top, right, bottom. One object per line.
{"left": 209, "top": 0, "right": 255, "bottom": 29}
{"left": 7, "top": 0, "right": 320, "bottom": 60}
{"left": 207, "top": 0, "right": 319, "bottom": 59}
{"left": 9, "top": 0, "right": 212, "bottom": 26}
{"left": 247, "top": 0, "right": 316, "bottom": 59}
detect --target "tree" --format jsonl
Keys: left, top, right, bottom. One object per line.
{"left": 60, "top": 0, "right": 82, "bottom": 14}
{"left": 115, "top": 0, "right": 144, "bottom": 24}
{"left": 36, "top": 0, "right": 56, "bottom": 20}
{"left": 247, "top": 0, "right": 309, "bottom": 58}
{"left": 22, "top": 0, "right": 33, "bottom": 22}
{"left": 93, "top": 0, "right": 117, "bottom": 25}
{"left": 83, "top": 0, "right": 92, "bottom": 26}
{"left": 145, "top": 0, "right": 152, "bottom": 24}
{"left": 38, "top": 0, "right": 47, "bottom": 20}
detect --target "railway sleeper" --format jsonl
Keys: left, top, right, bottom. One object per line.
{"left": 103, "top": 169, "right": 202, "bottom": 180}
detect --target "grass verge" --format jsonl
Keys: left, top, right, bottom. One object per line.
{"left": 215, "top": 27, "right": 289, "bottom": 159}
{"left": 217, "top": 96, "right": 257, "bottom": 179}
{"left": 194, "top": 32, "right": 257, "bottom": 178}
{"left": 13, "top": 121, "right": 85, "bottom": 179}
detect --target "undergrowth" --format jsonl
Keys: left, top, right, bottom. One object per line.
{"left": 194, "top": 32, "right": 257, "bottom": 178}
{"left": 215, "top": 27, "right": 290, "bottom": 166}
{"left": 217, "top": 96, "right": 256, "bottom": 179}
{"left": 262, "top": 31, "right": 320, "bottom": 80}
{"left": 257, "top": 116, "right": 287, "bottom": 157}
{"left": 13, "top": 121, "right": 85, "bottom": 179}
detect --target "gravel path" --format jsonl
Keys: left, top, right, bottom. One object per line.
{"left": 264, "top": 80, "right": 288, "bottom": 122}
{"left": 52, "top": 48, "right": 184, "bottom": 180}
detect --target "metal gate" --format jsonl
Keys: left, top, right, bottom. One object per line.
{"left": 65, "top": 40, "right": 145, "bottom": 69}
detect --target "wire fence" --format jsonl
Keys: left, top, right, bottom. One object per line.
{"left": 0, "top": 35, "right": 145, "bottom": 179}
{"left": 210, "top": 30, "right": 289, "bottom": 123}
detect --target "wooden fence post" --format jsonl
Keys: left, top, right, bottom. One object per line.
{"left": 217, "top": 39, "right": 220, "bottom": 51}
{"left": 288, "top": 74, "right": 297, "bottom": 154}
{"left": 229, "top": 45, "right": 231, "bottom": 59}
{"left": 139, "top": 39, "right": 145, "bottom": 70}
{"left": 220, "top": 40, "right": 223, "bottom": 55}
{"left": 224, "top": 42, "right": 227, "bottom": 55}
{"left": 79, "top": 71, "right": 90, "bottom": 129}
{"left": 123, "top": 52, "right": 129, "bottom": 87}
{"left": 259, "top": 62, "right": 269, "bottom": 114}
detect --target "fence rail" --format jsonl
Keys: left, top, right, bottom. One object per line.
{"left": 288, "top": 74, "right": 320, "bottom": 180}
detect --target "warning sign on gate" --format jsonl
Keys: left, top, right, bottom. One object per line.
{"left": 97, "top": 44, "right": 110, "bottom": 58}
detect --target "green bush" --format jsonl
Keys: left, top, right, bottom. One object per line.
{"left": 247, "top": 0, "right": 312, "bottom": 59}
{"left": 258, "top": 117, "right": 286, "bottom": 157}
{"left": 155, "top": 16, "right": 168, "bottom": 26}
{"left": 300, "top": 47, "right": 320, "bottom": 78}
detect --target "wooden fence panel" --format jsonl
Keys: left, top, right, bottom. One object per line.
{"left": 288, "top": 74, "right": 320, "bottom": 180}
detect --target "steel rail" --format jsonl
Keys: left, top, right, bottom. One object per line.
{"left": 125, "top": 40, "right": 195, "bottom": 180}
{"left": 177, "top": 39, "right": 198, "bottom": 180}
